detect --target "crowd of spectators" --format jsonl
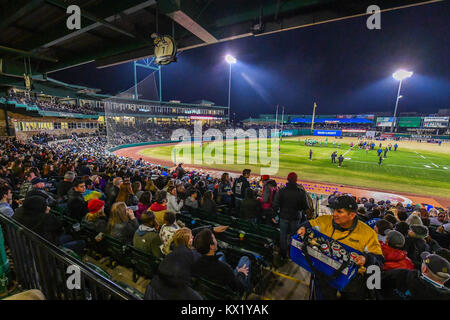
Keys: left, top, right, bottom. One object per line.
{"left": 6, "top": 90, "right": 103, "bottom": 115}
{"left": 0, "top": 134, "right": 449, "bottom": 300}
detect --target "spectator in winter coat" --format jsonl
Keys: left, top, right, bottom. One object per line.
{"left": 404, "top": 224, "right": 431, "bottom": 269}
{"left": 159, "top": 211, "right": 182, "bottom": 255}
{"left": 83, "top": 199, "right": 107, "bottom": 234}
{"left": 200, "top": 191, "right": 217, "bottom": 215}
{"left": 232, "top": 169, "right": 251, "bottom": 211}
{"left": 375, "top": 219, "right": 393, "bottom": 243}
{"left": 273, "top": 172, "right": 309, "bottom": 260}
{"left": 67, "top": 179, "right": 88, "bottom": 222}
{"left": 381, "top": 230, "right": 414, "bottom": 271}
{"left": 105, "top": 177, "right": 123, "bottom": 215}
{"left": 56, "top": 171, "right": 75, "bottom": 200}
{"left": 135, "top": 191, "right": 152, "bottom": 220}
{"left": 13, "top": 196, "right": 85, "bottom": 255}
{"left": 116, "top": 182, "right": 139, "bottom": 207}
{"left": 150, "top": 190, "right": 167, "bottom": 226}
{"left": 184, "top": 190, "right": 199, "bottom": 211}
{"left": 240, "top": 188, "right": 261, "bottom": 223}
{"left": 106, "top": 202, "right": 139, "bottom": 244}
{"left": 167, "top": 186, "right": 183, "bottom": 214}
{"left": 259, "top": 176, "right": 278, "bottom": 224}
{"left": 133, "top": 211, "right": 162, "bottom": 258}
{"left": 217, "top": 173, "right": 233, "bottom": 206}
{"left": 395, "top": 221, "right": 410, "bottom": 238}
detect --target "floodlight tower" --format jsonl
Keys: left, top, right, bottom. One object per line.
{"left": 391, "top": 69, "right": 413, "bottom": 132}
{"left": 225, "top": 54, "right": 236, "bottom": 123}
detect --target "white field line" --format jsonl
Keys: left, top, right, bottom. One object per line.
{"left": 431, "top": 162, "right": 439, "bottom": 168}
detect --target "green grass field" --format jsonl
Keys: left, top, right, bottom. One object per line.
{"left": 139, "top": 137, "right": 450, "bottom": 198}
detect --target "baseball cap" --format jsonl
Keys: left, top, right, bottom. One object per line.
{"left": 331, "top": 195, "right": 358, "bottom": 211}
{"left": 420, "top": 252, "right": 450, "bottom": 281}
{"left": 31, "top": 177, "right": 45, "bottom": 185}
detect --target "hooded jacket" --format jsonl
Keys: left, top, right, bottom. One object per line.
{"left": 150, "top": 202, "right": 167, "bottom": 226}
{"left": 133, "top": 225, "right": 163, "bottom": 258}
{"left": 135, "top": 203, "right": 151, "bottom": 219}
{"left": 380, "top": 242, "right": 414, "bottom": 271}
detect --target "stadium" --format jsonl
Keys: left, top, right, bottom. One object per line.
{"left": 0, "top": 0, "right": 449, "bottom": 307}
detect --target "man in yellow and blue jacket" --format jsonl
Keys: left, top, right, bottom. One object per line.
{"left": 297, "top": 195, "right": 384, "bottom": 299}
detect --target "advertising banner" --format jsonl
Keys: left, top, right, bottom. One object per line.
{"left": 422, "top": 117, "right": 449, "bottom": 128}
{"left": 398, "top": 117, "right": 421, "bottom": 128}
{"left": 376, "top": 117, "right": 394, "bottom": 127}
{"left": 313, "top": 130, "right": 342, "bottom": 136}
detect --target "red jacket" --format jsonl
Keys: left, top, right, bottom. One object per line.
{"left": 381, "top": 242, "right": 414, "bottom": 271}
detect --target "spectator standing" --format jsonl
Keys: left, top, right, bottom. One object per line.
{"left": 273, "top": 172, "right": 309, "bottom": 261}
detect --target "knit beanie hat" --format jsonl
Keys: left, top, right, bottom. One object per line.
{"left": 384, "top": 214, "right": 398, "bottom": 225}
{"left": 386, "top": 230, "right": 405, "bottom": 249}
{"left": 395, "top": 221, "right": 410, "bottom": 237}
{"left": 88, "top": 199, "right": 105, "bottom": 213}
{"left": 287, "top": 172, "right": 297, "bottom": 183}
{"left": 23, "top": 196, "right": 47, "bottom": 214}
{"left": 406, "top": 214, "right": 423, "bottom": 226}
{"left": 409, "top": 224, "right": 429, "bottom": 239}
{"left": 376, "top": 219, "right": 393, "bottom": 236}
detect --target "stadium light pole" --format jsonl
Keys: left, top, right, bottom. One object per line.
{"left": 391, "top": 69, "right": 413, "bottom": 132}
{"left": 225, "top": 54, "right": 236, "bottom": 124}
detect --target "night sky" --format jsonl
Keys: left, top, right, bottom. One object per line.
{"left": 52, "top": 1, "right": 450, "bottom": 121}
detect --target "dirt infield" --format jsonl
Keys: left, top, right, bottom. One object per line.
{"left": 114, "top": 143, "right": 450, "bottom": 208}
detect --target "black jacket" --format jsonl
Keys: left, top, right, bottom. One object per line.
{"left": 57, "top": 181, "right": 73, "bottom": 199}
{"left": 110, "top": 219, "right": 139, "bottom": 244}
{"left": 201, "top": 198, "right": 217, "bottom": 215}
{"left": 83, "top": 216, "right": 107, "bottom": 234}
{"left": 381, "top": 269, "right": 450, "bottom": 300}
{"left": 145, "top": 243, "right": 202, "bottom": 300}
{"left": 272, "top": 182, "right": 309, "bottom": 221}
{"left": 13, "top": 206, "right": 63, "bottom": 245}
{"left": 191, "top": 254, "right": 246, "bottom": 294}
{"left": 67, "top": 188, "right": 88, "bottom": 222}
{"left": 240, "top": 198, "right": 261, "bottom": 220}
{"left": 404, "top": 236, "right": 430, "bottom": 269}
{"left": 232, "top": 176, "right": 250, "bottom": 200}
{"left": 25, "top": 188, "right": 57, "bottom": 207}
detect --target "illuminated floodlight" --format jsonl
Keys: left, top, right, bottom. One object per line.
{"left": 225, "top": 54, "right": 236, "bottom": 64}
{"left": 393, "top": 69, "right": 413, "bottom": 81}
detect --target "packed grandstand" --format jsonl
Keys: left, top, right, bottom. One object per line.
{"left": 0, "top": 84, "right": 449, "bottom": 300}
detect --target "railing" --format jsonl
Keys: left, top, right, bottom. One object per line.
{"left": 0, "top": 214, "right": 140, "bottom": 300}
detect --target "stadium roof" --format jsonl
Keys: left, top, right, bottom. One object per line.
{"left": 0, "top": 0, "right": 435, "bottom": 77}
